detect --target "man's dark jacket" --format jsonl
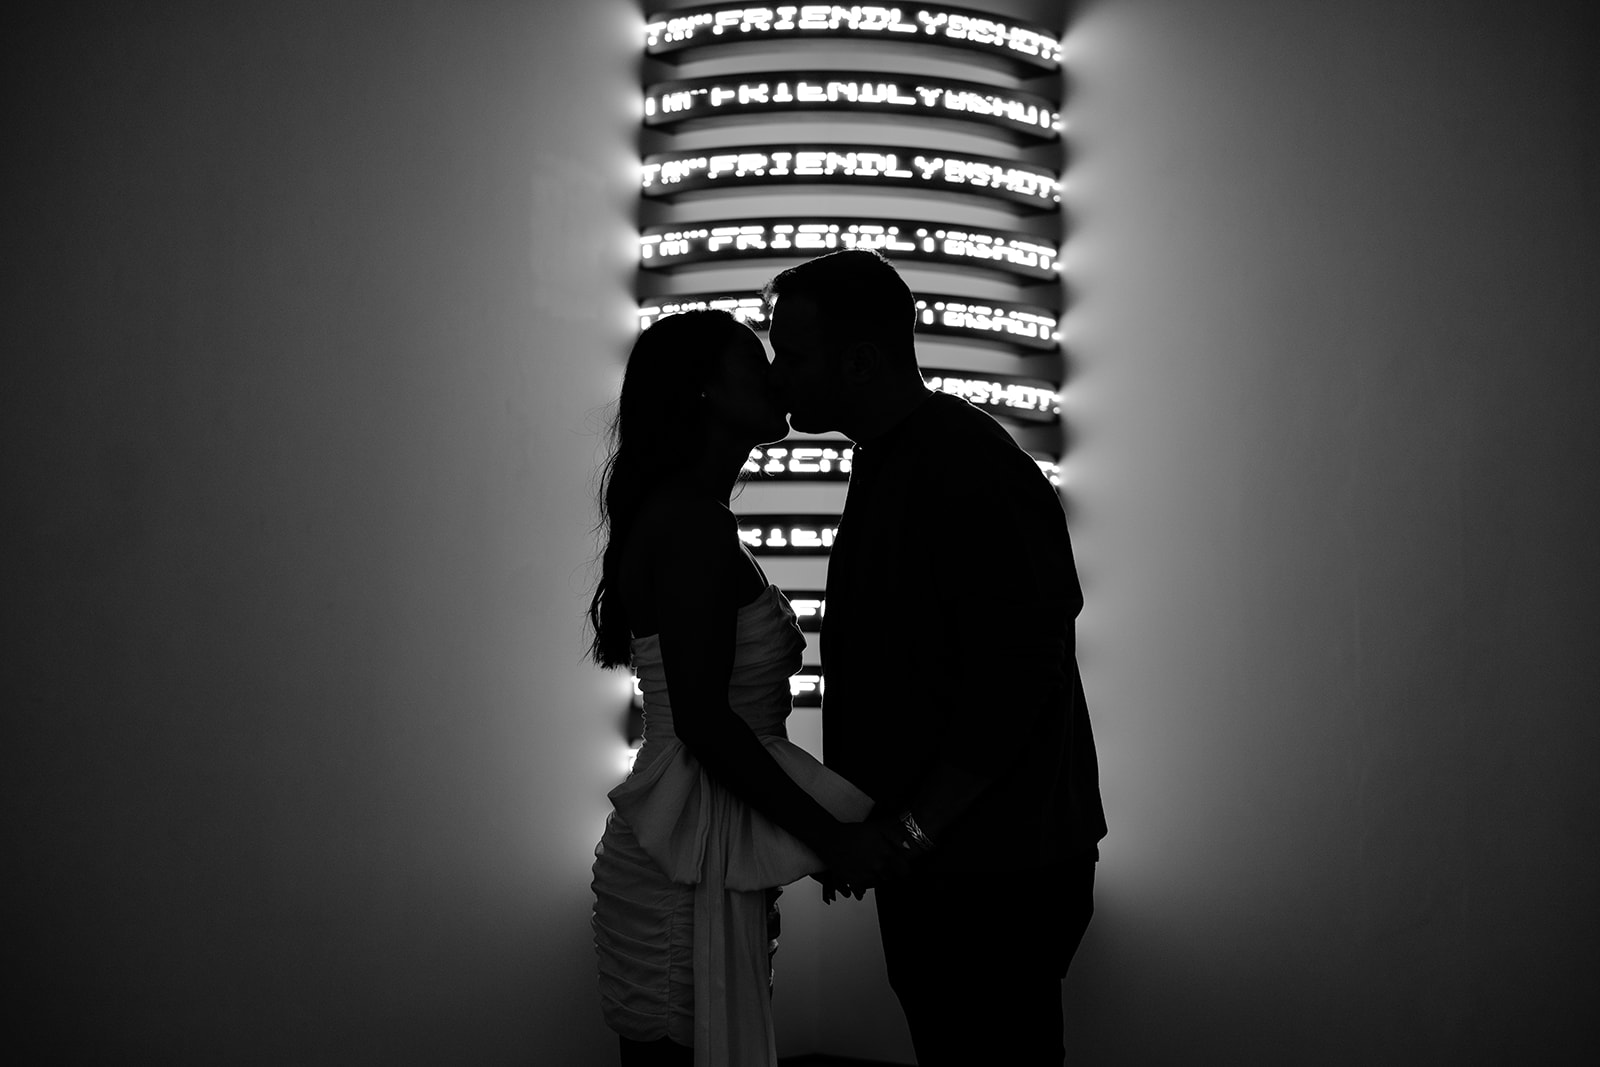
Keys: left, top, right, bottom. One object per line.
{"left": 822, "top": 392, "right": 1107, "bottom": 873}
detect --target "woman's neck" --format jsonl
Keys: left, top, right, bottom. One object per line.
{"left": 676, "top": 438, "right": 751, "bottom": 505}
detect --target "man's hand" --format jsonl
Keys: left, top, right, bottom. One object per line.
{"left": 820, "top": 817, "right": 914, "bottom": 892}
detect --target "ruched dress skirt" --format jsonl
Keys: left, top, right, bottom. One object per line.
{"left": 591, "top": 585, "right": 873, "bottom": 1067}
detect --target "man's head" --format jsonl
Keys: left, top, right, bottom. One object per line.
{"left": 764, "top": 250, "right": 921, "bottom": 436}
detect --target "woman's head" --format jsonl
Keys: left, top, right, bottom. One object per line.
{"left": 617, "top": 309, "right": 786, "bottom": 461}
{"left": 587, "top": 309, "right": 785, "bottom": 666}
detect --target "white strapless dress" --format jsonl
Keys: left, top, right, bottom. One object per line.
{"left": 591, "top": 585, "right": 873, "bottom": 1067}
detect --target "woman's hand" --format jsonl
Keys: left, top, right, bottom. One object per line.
{"left": 819, "top": 817, "right": 913, "bottom": 892}
{"left": 812, "top": 871, "right": 867, "bottom": 904}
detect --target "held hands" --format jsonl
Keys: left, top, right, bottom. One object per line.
{"left": 813, "top": 871, "right": 859, "bottom": 905}
{"left": 814, "top": 814, "right": 930, "bottom": 904}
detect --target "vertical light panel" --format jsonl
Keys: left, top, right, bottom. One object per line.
{"left": 636, "top": 2, "right": 1068, "bottom": 706}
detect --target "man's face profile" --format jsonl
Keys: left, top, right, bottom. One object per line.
{"left": 768, "top": 293, "right": 844, "bottom": 434}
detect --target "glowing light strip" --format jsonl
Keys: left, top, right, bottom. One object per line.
{"left": 739, "top": 515, "right": 840, "bottom": 555}
{"left": 916, "top": 296, "right": 1059, "bottom": 350}
{"left": 640, "top": 218, "right": 1059, "bottom": 280}
{"left": 789, "top": 671, "right": 825, "bottom": 707}
{"left": 783, "top": 590, "right": 827, "bottom": 631}
{"left": 747, "top": 443, "right": 1060, "bottom": 487}
{"left": 639, "top": 294, "right": 769, "bottom": 330}
{"left": 644, "top": 73, "right": 1059, "bottom": 140}
{"left": 633, "top": 669, "right": 825, "bottom": 706}
{"left": 638, "top": 290, "right": 1057, "bottom": 351}
{"left": 1029, "top": 453, "right": 1064, "bottom": 487}
{"left": 745, "top": 441, "right": 853, "bottom": 479}
{"left": 925, "top": 370, "right": 1060, "bottom": 423}
{"left": 640, "top": 144, "right": 1060, "bottom": 210}
{"left": 643, "top": 3, "right": 1062, "bottom": 69}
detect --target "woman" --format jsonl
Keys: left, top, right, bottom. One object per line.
{"left": 588, "top": 310, "right": 908, "bottom": 1067}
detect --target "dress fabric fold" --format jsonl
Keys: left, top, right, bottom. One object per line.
{"left": 592, "top": 584, "right": 874, "bottom": 1067}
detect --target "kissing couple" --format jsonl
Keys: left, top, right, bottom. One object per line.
{"left": 589, "top": 250, "right": 1106, "bottom": 1067}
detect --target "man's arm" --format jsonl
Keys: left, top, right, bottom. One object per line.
{"left": 902, "top": 444, "right": 1079, "bottom": 849}
{"left": 904, "top": 761, "right": 992, "bottom": 843}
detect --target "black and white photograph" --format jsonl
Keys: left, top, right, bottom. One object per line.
{"left": 7, "top": 1, "right": 1597, "bottom": 1063}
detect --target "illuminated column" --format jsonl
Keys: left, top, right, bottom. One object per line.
{"left": 637, "top": 3, "right": 1068, "bottom": 703}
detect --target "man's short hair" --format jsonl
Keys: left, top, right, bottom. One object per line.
{"left": 764, "top": 249, "right": 917, "bottom": 365}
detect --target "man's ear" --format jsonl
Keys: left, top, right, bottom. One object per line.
{"left": 840, "top": 341, "right": 881, "bottom": 384}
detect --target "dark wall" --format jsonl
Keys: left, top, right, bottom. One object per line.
{"left": 6, "top": 2, "right": 637, "bottom": 1063}
{"left": 1057, "top": 0, "right": 1600, "bottom": 1061}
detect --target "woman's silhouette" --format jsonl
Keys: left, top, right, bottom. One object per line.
{"left": 587, "top": 310, "right": 908, "bottom": 1067}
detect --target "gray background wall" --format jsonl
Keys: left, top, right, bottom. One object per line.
{"left": 5, "top": 1, "right": 1596, "bottom": 1064}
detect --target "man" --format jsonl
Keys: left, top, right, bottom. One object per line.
{"left": 765, "top": 250, "right": 1107, "bottom": 1066}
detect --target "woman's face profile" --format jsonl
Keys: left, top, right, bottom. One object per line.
{"left": 706, "top": 326, "right": 789, "bottom": 446}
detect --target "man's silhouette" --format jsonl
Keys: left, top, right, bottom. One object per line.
{"left": 766, "top": 250, "right": 1107, "bottom": 1066}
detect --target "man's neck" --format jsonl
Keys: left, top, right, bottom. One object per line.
{"left": 846, "top": 382, "right": 935, "bottom": 445}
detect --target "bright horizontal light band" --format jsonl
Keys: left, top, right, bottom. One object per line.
{"left": 925, "top": 369, "right": 1060, "bottom": 423}
{"left": 747, "top": 442, "right": 1060, "bottom": 489}
{"left": 639, "top": 290, "right": 1058, "bottom": 351}
{"left": 789, "top": 671, "right": 825, "bottom": 707}
{"left": 739, "top": 515, "right": 840, "bottom": 555}
{"left": 783, "top": 590, "right": 827, "bottom": 631}
{"left": 640, "top": 218, "right": 1058, "bottom": 280}
{"left": 745, "top": 441, "right": 853, "bottom": 479}
{"left": 917, "top": 296, "right": 1059, "bottom": 350}
{"left": 633, "top": 669, "right": 824, "bottom": 707}
{"left": 1029, "top": 453, "right": 1064, "bottom": 487}
{"left": 640, "top": 145, "right": 1060, "bottom": 209}
{"left": 643, "top": 73, "right": 1059, "bottom": 139}
{"left": 639, "top": 294, "right": 769, "bottom": 330}
{"left": 643, "top": 3, "right": 1061, "bottom": 69}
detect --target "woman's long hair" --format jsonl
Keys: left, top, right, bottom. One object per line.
{"left": 587, "top": 310, "right": 750, "bottom": 667}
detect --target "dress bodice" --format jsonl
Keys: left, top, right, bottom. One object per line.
{"left": 629, "top": 583, "right": 803, "bottom": 746}
{"left": 606, "top": 584, "right": 872, "bottom": 892}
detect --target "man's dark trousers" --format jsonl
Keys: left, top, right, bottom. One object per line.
{"left": 875, "top": 859, "right": 1096, "bottom": 1066}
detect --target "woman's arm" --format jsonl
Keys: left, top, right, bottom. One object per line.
{"left": 651, "top": 502, "right": 906, "bottom": 881}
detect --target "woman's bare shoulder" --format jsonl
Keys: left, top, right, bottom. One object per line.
{"left": 632, "top": 482, "right": 735, "bottom": 544}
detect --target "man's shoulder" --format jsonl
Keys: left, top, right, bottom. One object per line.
{"left": 912, "top": 393, "right": 1036, "bottom": 473}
